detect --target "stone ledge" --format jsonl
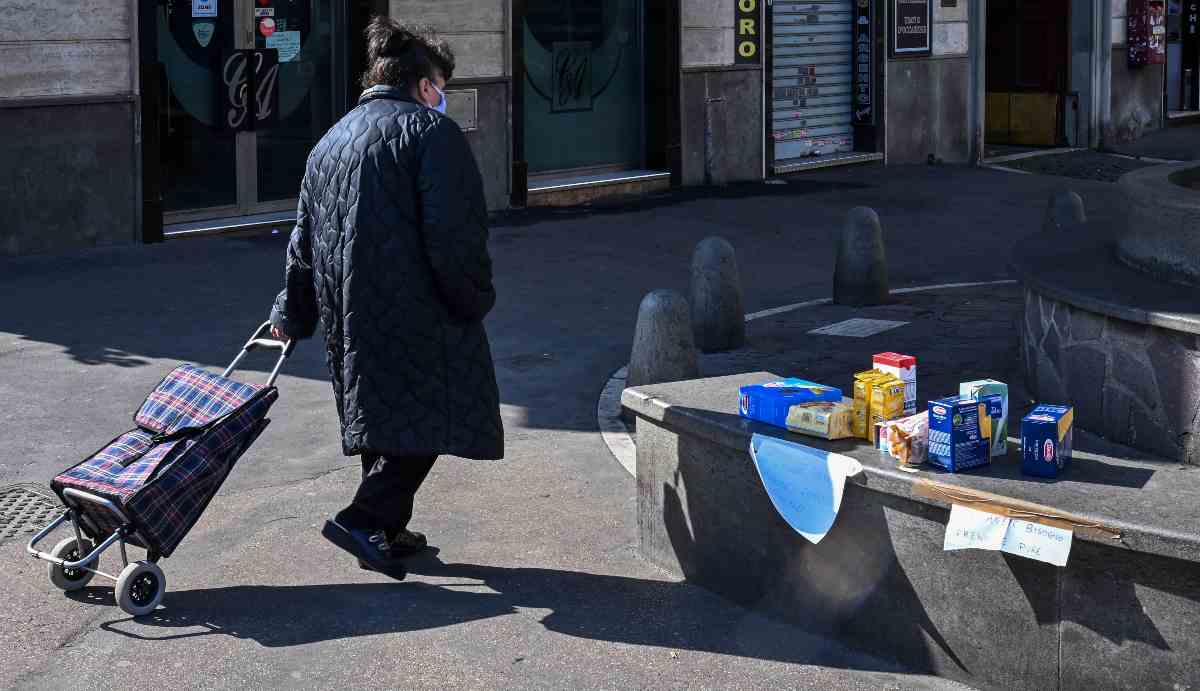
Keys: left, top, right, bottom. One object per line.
{"left": 623, "top": 371, "right": 1200, "bottom": 564}
{"left": 1010, "top": 227, "right": 1200, "bottom": 335}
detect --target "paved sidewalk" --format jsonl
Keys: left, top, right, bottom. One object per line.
{"left": 1105, "top": 124, "right": 1200, "bottom": 162}
{"left": 0, "top": 163, "right": 1132, "bottom": 689}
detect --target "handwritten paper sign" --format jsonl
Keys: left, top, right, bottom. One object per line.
{"left": 1001, "top": 519, "right": 1072, "bottom": 567}
{"left": 749, "top": 434, "right": 863, "bottom": 544}
{"left": 943, "top": 504, "right": 1073, "bottom": 566}
{"left": 944, "top": 504, "right": 1009, "bottom": 551}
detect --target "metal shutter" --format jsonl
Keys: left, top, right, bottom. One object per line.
{"left": 771, "top": 1, "right": 854, "bottom": 167}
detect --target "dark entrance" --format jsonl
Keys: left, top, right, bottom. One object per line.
{"left": 985, "top": 0, "right": 1071, "bottom": 147}
{"left": 510, "top": 0, "right": 680, "bottom": 205}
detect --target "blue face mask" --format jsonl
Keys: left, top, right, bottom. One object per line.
{"left": 429, "top": 83, "right": 447, "bottom": 114}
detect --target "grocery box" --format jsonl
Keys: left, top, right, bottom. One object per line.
{"left": 784, "top": 399, "right": 855, "bottom": 440}
{"left": 927, "top": 395, "right": 998, "bottom": 472}
{"left": 1021, "top": 405, "right": 1074, "bottom": 478}
{"left": 738, "top": 379, "right": 844, "bottom": 431}
{"left": 960, "top": 380, "right": 1009, "bottom": 457}
{"left": 852, "top": 370, "right": 890, "bottom": 438}
{"left": 874, "top": 353, "right": 917, "bottom": 416}
{"left": 868, "top": 376, "right": 906, "bottom": 444}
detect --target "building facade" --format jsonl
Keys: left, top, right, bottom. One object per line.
{"left": 0, "top": 0, "right": 1189, "bottom": 256}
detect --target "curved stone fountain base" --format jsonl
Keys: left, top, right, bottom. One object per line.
{"left": 1118, "top": 162, "right": 1200, "bottom": 287}
{"left": 1016, "top": 229, "right": 1200, "bottom": 463}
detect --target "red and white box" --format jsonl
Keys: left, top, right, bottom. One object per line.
{"left": 873, "top": 352, "right": 917, "bottom": 416}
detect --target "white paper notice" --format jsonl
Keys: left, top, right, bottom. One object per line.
{"left": 266, "top": 31, "right": 302, "bottom": 63}
{"left": 1001, "top": 519, "right": 1073, "bottom": 567}
{"left": 943, "top": 504, "right": 1010, "bottom": 551}
{"left": 192, "top": 0, "right": 217, "bottom": 18}
{"left": 942, "top": 504, "right": 1074, "bottom": 567}
{"left": 749, "top": 434, "right": 863, "bottom": 545}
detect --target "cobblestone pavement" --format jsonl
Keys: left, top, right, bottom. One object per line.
{"left": 997, "top": 150, "right": 1160, "bottom": 183}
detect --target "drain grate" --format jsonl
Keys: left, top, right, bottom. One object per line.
{"left": 0, "top": 485, "right": 60, "bottom": 543}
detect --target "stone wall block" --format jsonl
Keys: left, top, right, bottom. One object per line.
{"left": 1036, "top": 354, "right": 1069, "bottom": 404}
{"left": 1103, "top": 385, "right": 1135, "bottom": 444}
{"left": 1065, "top": 346, "right": 1107, "bottom": 428}
{"left": 1112, "top": 349, "right": 1160, "bottom": 413}
{"left": 1149, "top": 332, "right": 1200, "bottom": 438}
{"left": 1067, "top": 305, "right": 1106, "bottom": 343}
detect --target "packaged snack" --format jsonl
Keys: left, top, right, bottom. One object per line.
{"left": 739, "top": 379, "right": 844, "bottom": 431}
{"left": 960, "top": 380, "right": 1009, "bottom": 457}
{"left": 785, "top": 399, "right": 855, "bottom": 440}
{"left": 1021, "top": 405, "right": 1074, "bottom": 478}
{"left": 883, "top": 411, "right": 929, "bottom": 466}
{"left": 874, "top": 353, "right": 918, "bottom": 416}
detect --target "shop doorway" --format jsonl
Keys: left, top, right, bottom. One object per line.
{"left": 985, "top": 0, "right": 1071, "bottom": 148}
{"left": 512, "top": 0, "right": 679, "bottom": 204}
{"left": 148, "top": 0, "right": 341, "bottom": 223}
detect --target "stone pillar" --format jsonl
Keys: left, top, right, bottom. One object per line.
{"left": 1042, "top": 190, "right": 1087, "bottom": 233}
{"left": 690, "top": 237, "right": 745, "bottom": 353}
{"left": 833, "top": 206, "right": 889, "bottom": 306}
{"left": 627, "top": 290, "right": 700, "bottom": 390}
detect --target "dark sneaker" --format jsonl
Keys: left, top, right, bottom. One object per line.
{"left": 321, "top": 520, "right": 407, "bottom": 581}
{"left": 389, "top": 529, "right": 429, "bottom": 556}
{"left": 358, "top": 529, "right": 430, "bottom": 572}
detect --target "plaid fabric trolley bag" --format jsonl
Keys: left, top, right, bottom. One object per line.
{"left": 27, "top": 323, "right": 292, "bottom": 616}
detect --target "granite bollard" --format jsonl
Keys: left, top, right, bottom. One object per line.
{"left": 627, "top": 290, "right": 700, "bottom": 391}
{"left": 1041, "top": 190, "right": 1086, "bottom": 233}
{"left": 833, "top": 206, "right": 889, "bottom": 306}
{"left": 690, "top": 237, "right": 746, "bottom": 353}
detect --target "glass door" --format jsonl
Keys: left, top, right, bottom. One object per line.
{"left": 156, "top": 0, "right": 336, "bottom": 221}
{"left": 522, "top": 0, "right": 646, "bottom": 176}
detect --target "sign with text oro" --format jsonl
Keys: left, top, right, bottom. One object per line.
{"left": 892, "top": 0, "right": 931, "bottom": 57}
{"left": 735, "top": 0, "right": 761, "bottom": 64}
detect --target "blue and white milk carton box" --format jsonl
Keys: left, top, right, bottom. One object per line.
{"left": 960, "top": 379, "right": 1009, "bottom": 457}
{"left": 927, "top": 395, "right": 1000, "bottom": 472}
{"left": 738, "top": 379, "right": 843, "bottom": 431}
{"left": 1021, "top": 405, "right": 1075, "bottom": 478}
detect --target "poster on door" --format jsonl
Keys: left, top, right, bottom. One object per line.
{"left": 853, "top": 0, "right": 874, "bottom": 124}
{"left": 892, "top": 0, "right": 931, "bottom": 56}
{"left": 192, "top": 0, "right": 217, "bottom": 18}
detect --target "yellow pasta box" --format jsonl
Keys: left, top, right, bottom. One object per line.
{"left": 852, "top": 370, "right": 889, "bottom": 438}
{"left": 868, "top": 375, "right": 905, "bottom": 444}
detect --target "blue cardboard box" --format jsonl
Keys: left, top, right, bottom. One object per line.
{"left": 1021, "top": 405, "right": 1074, "bottom": 478}
{"left": 927, "top": 395, "right": 1000, "bottom": 472}
{"left": 738, "top": 379, "right": 843, "bottom": 431}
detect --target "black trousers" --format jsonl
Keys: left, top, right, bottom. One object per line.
{"left": 335, "top": 454, "right": 437, "bottom": 536}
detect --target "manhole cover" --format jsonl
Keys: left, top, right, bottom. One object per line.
{"left": 0, "top": 485, "right": 60, "bottom": 543}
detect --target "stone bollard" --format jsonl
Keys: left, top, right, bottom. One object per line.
{"left": 1042, "top": 190, "right": 1087, "bottom": 233}
{"left": 627, "top": 289, "right": 700, "bottom": 391}
{"left": 690, "top": 237, "right": 746, "bottom": 353}
{"left": 833, "top": 206, "right": 889, "bottom": 306}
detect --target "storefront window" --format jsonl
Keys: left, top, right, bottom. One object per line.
{"left": 523, "top": 0, "right": 645, "bottom": 175}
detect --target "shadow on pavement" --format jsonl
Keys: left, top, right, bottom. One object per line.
{"left": 90, "top": 551, "right": 914, "bottom": 674}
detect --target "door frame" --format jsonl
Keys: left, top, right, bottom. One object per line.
{"left": 509, "top": 0, "right": 681, "bottom": 207}
{"left": 151, "top": 0, "right": 344, "bottom": 227}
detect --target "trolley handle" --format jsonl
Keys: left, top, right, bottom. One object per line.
{"left": 223, "top": 321, "right": 295, "bottom": 387}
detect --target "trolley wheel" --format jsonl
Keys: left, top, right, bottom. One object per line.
{"left": 47, "top": 537, "right": 97, "bottom": 591}
{"left": 115, "top": 561, "right": 166, "bottom": 617}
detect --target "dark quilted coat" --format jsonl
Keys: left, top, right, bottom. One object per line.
{"left": 269, "top": 85, "right": 503, "bottom": 461}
